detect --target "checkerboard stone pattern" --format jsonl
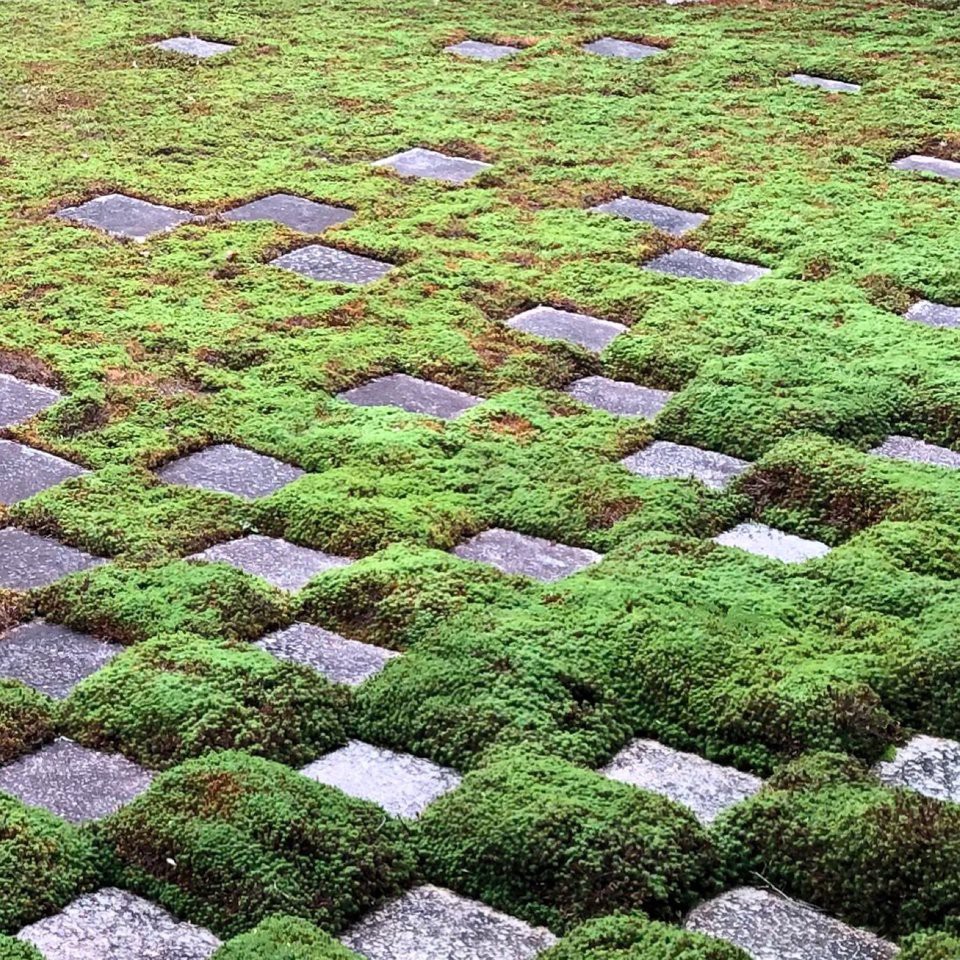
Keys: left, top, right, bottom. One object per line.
{"left": 566, "top": 377, "right": 673, "bottom": 417}
{"left": 338, "top": 374, "right": 482, "bottom": 420}
{"left": 17, "top": 887, "right": 221, "bottom": 960}
{"left": 0, "top": 739, "right": 152, "bottom": 823}
{"left": 153, "top": 36, "right": 234, "bottom": 58}
{"left": 906, "top": 299, "right": 960, "bottom": 329}
{"left": 589, "top": 196, "right": 708, "bottom": 236}
{"left": 157, "top": 443, "right": 304, "bottom": 500}
{"left": 257, "top": 622, "right": 398, "bottom": 686}
{"left": 621, "top": 440, "right": 749, "bottom": 490}
{"left": 445, "top": 39, "right": 519, "bottom": 60}
{"left": 0, "top": 620, "right": 121, "bottom": 699}
{"left": 372, "top": 148, "right": 492, "bottom": 184}
{"left": 789, "top": 73, "right": 860, "bottom": 93}
{"left": 223, "top": 193, "right": 353, "bottom": 233}
{"left": 454, "top": 528, "right": 602, "bottom": 582}
{"left": 713, "top": 522, "right": 830, "bottom": 564}
{"left": 874, "top": 734, "right": 960, "bottom": 803}
{"left": 892, "top": 154, "right": 960, "bottom": 180}
{"left": 341, "top": 885, "right": 557, "bottom": 960}
{"left": 685, "top": 887, "right": 897, "bottom": 960}
{"left": 270, "top": 244, "right": 394, "bottom": 284}
{"left": 301, "top": 740, "right": 461, "bottom": 819}
{"left": 645, "top": 249, "right": 770, "bottom": 283}
{"left": 56, "top": 194, "right": 196, "bottom": 241}
{"left": 869, "top": 435, "right": 960, "bottom": 469}
{"left": 506, "top": 305, "right": 627, "bottom": 353}
{"left": 0, "top": 529, "right": 104, "bottom": 590}
{"left": 0, "top": 374, "right": 60, "bottom": 427}
{"left": 583, "top": 37, "right": 664, "bottom": 59}
{"left": 0, "top": 439, "right": 85, "bottom": 505}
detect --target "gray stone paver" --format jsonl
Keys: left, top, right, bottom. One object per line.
{"left": 156, "top": 443, "right": 304, "bottom": 500}
{"left": 601, "top": 738, "right": 763, "bottom": 823}
{"left": 189, "top": 535, "right": 351, "bottom": 592}
{"left": 566, "top": 377, "right": 674, "bottom": 417}
{"left": 589, "top": 196, "right": 708, "bottom": 236}
{"left": 55, "top": 194, "right": 196, "bottom": 242}
{"left": 892, "top": 154, "right": 960, "bottom": 180}
{"left": 645, "top": 249, "right": 770, "bottom": 283}
{"left": 453, "top": 528, "right": 602, "bottom": 582}
{"left": 621, "top": 440, "right": 750, "bottom": 490}
{"left": 445, "top": 40, "right": 519, "bottom": 60}
{"left": 789, "top": 73, "right": 860, "bottom": 94}
{"left": 341, "top": 885, "right": 557, "bottom": 960}
{"left": 583, "top": 37, "right": 664, "bottom": 59}
{"left": 17, "top": 887, "right": 221, "bottom": 960}
{"left": 713, "top": 522, "right": 830, "bottom": 564}
{"left": 270, "top": 244, "right": 394, "bottom": 284}
{"left": 372, "top": 148, "right": 492, "bottom": 184}
{"left": 0, "top": 439, "right": 85, "bottom": 505}
{"left": 0, "top": 529, "right": 104, "bottom": 591}
{"left": 506, "top": 305, "right": 627, "bottom": 353}
{"left": 153, "top": 36, "right": 234, "bottom": 58}
{"left": 685, "top": 887, "right": 897, "bottom": 960}
{"left": 0, "top": 739, "right": 152, "bottom": 823}
{"left": 222, "top": 193, "right": 353, "bottom": 233}
{"left": 256, "top": 622, "right": 398, "bottom": 686}
{"left": 874, "top": 734, "right": 960, "bottom": 803}
{"left": 0, "top": 374, "right": 61, "bottom": 428}
{"left": 869, "top": 434, "right": 960, "bottom": 469}
{"left": 338, "top": 373, "right": 482, "bottom": 420}
{"left": 906, "top": 299, "right": 960, "bottom": 329}
{"left": 0, "top": 620, "right": 121, "bottom": 699}
{"left": 301, "top": 740, "right": 461, "bottom": 819}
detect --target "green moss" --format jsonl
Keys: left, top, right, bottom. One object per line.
{"left": 0, "top": 680, "right": 55, "bottom": 765}
{"left": 899, "top": 932, "right": 960, "bottom": 960}
{"left": 0, "top": 938, "right": 44, "bottom": 960}
{"left": 213, "top": 917, "right": 364, "bottom": 960}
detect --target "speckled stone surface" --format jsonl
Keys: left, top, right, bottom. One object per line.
{"left": 17, "top": 887, "right": 221, "bottom": 959}
{"left": 892, "top": 154, "right": 960, "bottom": 180}
{"left": 601, "top": 739, "right": 762, "bottom": 823}
{"left": 270, "top": 244, "right": 394, "bottom": 283}
{"left": 56, "top": 193, "right": 196, "bottom": 241}
{"left": 583, "top": 37, "right": 664, "bottom": 59}
{"left": 506, "top": 305, "right": 627, "bottom": 353}
{"left": 372, "top": 148, "right": 492, "bottom": 184}
{"left": 453, "top": 528, "right": 602, "bottom": 582}
{"left": 257, "top": 622, "right": 398, "bottom": 686}
{"left": 153, "top": 36, "right": 234, "bottom": 58}
{"left": 0, "top": 739, "right": 152, "bottom": 823}
{"left": 906, "top": 299, "right": 960, "bottom": 329}
{"left": 0, "top": 439, "right": 85, "bottom": 505}
{"left": 0, "top": 620, "right": 121, "bottom": 699}
{"left": 301, "top": 740, "right": 461, "bottom": 818}
{"left": 713, "top": 522, "right": 830, "bottom": 563}
{"left": 685, "top": 887, "right": 897, "bottom": 960}
{"left": 589, "top": 196, "right": 708, "bottom": 236}
{"left": 341, "top": 885, "right": 557, "bottom": 960}
{"left": 156, "top": 443, "right": 304, "bottom": 500}
{"left": 189, "top": 534, "right": 351, "bottom": 592}
{"left": 338, "top": 374, "right": 482, "bottom": 419}
{"left": 789, "top": 73, "right": 860, "bottom": 93}
{"left": 566, "top": 377, "right": 674, "bottom": 417}
{"left": 445, "top": 39, "right": 519, "bottom": 60}
{"left": 874, "top": 734, "right": 960, "bottom": 803}
{"left": 222, "top": 193, "right": 353, "bottom": 232}
{"left": 621, "top": 440, "right": 750, "bottom": 489}
{"left": 0, "top": 374, "right": 61, "bottom": 427}
{"left": 869, "top": 434, "right": 960, "bottom": 469}
{"left": 645, "top": 249, "right": 770, "bottom": 283}
{"left": 0, "top": 528, "right": 104, "bottom": 590}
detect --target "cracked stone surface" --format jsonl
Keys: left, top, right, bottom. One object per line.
{"left": 0, "top": 739, "right": 152, "bottom": 823}
{"left": 341, "top": 885, "right": 557, "bottom": 960}
{"left": 301, "top": 740, "right": 461, "bottom": 818}
{"left": 645, "top": 249, "right": 770, "bottom": 283}
{"left": 0, "top": 374, "right": 61, "bottom": 428}
{"left": 445, "top": 39, "right": 519, "bottom": 60}
{"left": 583, "top": 37, "right": 664, "bottom": 59}
{"left": 906, "top": 299, "right": 960, "bottom": 329}
{"left": 506, "top": 305, "right": 627, "bottom": 353}
{"left": 566, "top": 376, "right": 674, "bottom": 417}
{"left": 257, "top": 622, "right": 398, "bottom": 686}
{"left": 892, "top": 154, "right": 960, "bottom": 180}
{"left": 874, "top": 734, "right": 960, "bottom": 803}
{"left": 372, "top": 147, "right": 492, "bottom": 184}
{"left": 713, "top": 522, "right": 831, "bottom": 564}
{"left": 17, "top": 887, "right": 221, "bottom": 960}
{"left": 56, "top": 193, "right": 196, "bottom": 241}
{"left": 601, "top": 739, "right": 763, "bottom": 823}
{"left": 0, "top": 439, "right": 85, "bottom": 505}
{"left": 869, "top": 434, "right": 960, "bottom": 469}
{"left": 156, "top": 443, "right": 304, "bottom": 500}
{"left": 222, "top": 193, "right": 353, "bottom": 232}
{"left": 153, "top": 36, "right": 234, "bottom": 58}
{"left": 0, "top": 528, "right": 104, "bottom": 590}
{"left": 589, "top": 196, "right": 708, "bottom": 235}
{"left": 685, "top": 888, "right": 897, "bottom": 960}
{"left": 0, "top": 620, "right": 121, "bottom": 699}
{"left": 789, "top": 73, "right": 860, "bottom": 93}
{"left": 270, "top": 244, "right": 394, "bottom": 283}
{"left": 621, "top": 440, "right": 750, "bottom": 489}
{"left": 338, "top": 373, "right": 482, "bottom": 419}
{"left": 454, "top": 528, "right": 602, "bottom": 582}
{"left": 189, "top": 535, "right": 351, "bottom": 592}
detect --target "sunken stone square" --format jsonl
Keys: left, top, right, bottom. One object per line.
{"left": 713, "top": 522, "right": 831, "bottom": 563}
{"left": 222, "top": 193, "right": 353, "bottom": 232}
{"left": 506, "top": 305, "right": 627, "bottom": 353}
{"left": 0, "top": 374, "right": 61, "bottom": 427}
{"left": 789, "top": 73, "right": 861, "bottom": 93}
{"left": 906, "top": 299, "right": 960, "bottom": 328}
{"left": 874, "top": 734, "right": 960, "bottom": 803}
{"left": 645, "top": 248, "right": 771, "bottom": 283}
{"left": 338, "top": 373, "right": 482, "bottom": 419}
{"left": 56, "top": 193, "right": 196, "bottom": 241}
{"left": 270, "top": 244, "right": 394, "bottom": 283}
{"left": 589, "top": 196, "right": 709, "bottom": 236}
{"left": 341, "top": 885, "right": 558, "bottom": 960}
{"left": 621, "top": 440, "right": 750, "bottom": 489}
{"left": 0, "top": 439, "right": 85, "bottom": 505}
{"left": 445, "top": 39, "right": 520, "bottom": 60}
{"left": 153, "top": 36, "right": 235, "bottom": 58}
{"left": 156, "top": 443, "right": 304, "bottom": 500}
{"left": 372, "top": 147, "right": 492, "bottom": 183}
{"left": 583, "top": 37, "right": 664, "bottom": 59}
{"left": 566, "top": 376, "right": 674, "bottom": 417}
{"left": 0, "top": 528, "right": 104, "bottom": 590}
{"left": 454, "top": 528, "right": 602, "bottom": 581}
{"left": 892, "top": 154, "right": 960, "bottom": 180}
{"left": 869, "top": 434, "right": 960, "bottom": 469}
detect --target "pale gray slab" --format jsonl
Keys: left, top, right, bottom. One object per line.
{"left": 56, "top": 194, "right": 196, "bottom": 242}
{"left": 153, "top": 36, "right": 234, "bottom": 58}
{"left": 589, "top": 196, "right": 708, "bottom": 236}
{"left": 906, "top": 299, "right": 960, "bottom": 329}
{"left": 372, "top": 148, "right": 492, "bottom": 184}
{"left": 270, "top": 244, "right": 393, "bottom": 284}
{"left": 222, "top": 194, "right": 353, "bottom": 233}
{"left": 0, "top": 374, "right": 61, "bottom": 428}
{"left": 453, "top": 528, "right": 602, "bottom": 582}
{"left": 156, "top": 443, "right": 304, "bottom": 500}
{"left": 789, "top": 73, "right": 860, "bottom": 94}
{"left": 506, "top": 305, "right": 627, "bottom": 353}
{"left": 869, "top": 434, "right": 960, "bottom": 469}
{"left": 0, "top": 528, "right": 104, "bottom": 590}
{"left": 583, "top": 37, "right": 664, "bottom": 59}
{"left": 621, "top": 441, "right": 749, "bottom": 490}
{"left": 338, "top": 374, "right": 482, "bottom": 420}
{"left": 875, "top": 735, "right": 960, "bottom": 803}
{"left": 566, "top": 377, "right": 674, "bottom": 417}
{"left": 892, "top": 154, "right": 960, "bottom": 181}
{"left": 445, "top": 40, "right": 519, "bottom": 60}
{"left": 713, "top": 523, "right": 830, "bottom": 564}
{"left": 645, "top": 249, "right": 770, "bottom": 283}
{"left": 0, "top": 439, "right": 85, "bottom": 505}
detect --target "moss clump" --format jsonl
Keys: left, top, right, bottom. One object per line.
{"left": 899, "top": 932, "right": 960, "bottom": 960}
{"left": 213, "top": 917, "right": 365, "bottom": 960}
{"left": 0, "top": 938, "right": 44, "bottom": 960}
{"left": 0, "top": 680, "right": 55, "bottom": 765}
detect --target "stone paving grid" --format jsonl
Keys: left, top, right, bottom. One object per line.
{"left": 153, "top": 36, "right": 234, "bottom": 58}
{"left": 372, "top": 148, "right": 492, "bottom": 183}
{"left": 156, "top": 443, "right": 305, "bottom": 499}
{"left": 55, "top": 194, "right": 196, "bottom": 241}
{"left": 338, "top": 373, "right": 483, "bottom": 419}
{"left": 222, "top": 193, "right": 353, "bottom": 232}
{"left": 869, "top": 434, "right": 960, "bottom": 469}
{"left": 874, "top": 734, "right": 960, "bottom": 803}
{"left": 453, "top": 527, "right": 603, "bottom": 581}
{"left": 589, "top": 195, "right": 709, "bottom": 235}
{"left": 445, "top": 39, "right": 520, "bottom": 60}
{"left": 0, "top": 373, "right": 61, "bottom": 427}
{"left": 583, "top": 37, "right": 664, "bottom": 59}
{"left": 789, "top": 73, "right": 861, "bottom": 93}
{"left": 506, "top": 305, "right": 627, "bottom": 352}
{"left": 566, "top": 376, "right": 674, "bottom": 417}
{"left": 270, "top": 244, "right": 394, "bottom": 283}
{"left": 712, "top": 522, "right": 831, "bottom": 564}
{"left": 906, "top": 299, "right": 960, "bottom": 328}
{"left": 644, "top": 248, "right": 771, "bottom": 283}
{"left": 621, "top": 440, "right": 750, "bottom": 489}
{"left": 0, "top": 438, "right": 86, "bottom": 504}
{"left": 0, "top": 528, "right": 104, "bottom": 590}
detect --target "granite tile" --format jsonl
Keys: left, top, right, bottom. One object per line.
{"left": 0, "top": 440, "right": 85, "bottom": 505}
{"left": 154, "top": 36, "right": 234, "bottom": 58}
{"left": 712, "top": 522, "right": 830, "bottom": 563}
{"left": 156, "top": 443, "right": 304, "bottom": 500}
{"left": 566, "top": 377, "right": 673, "bottom": 417}
{"left": 583, "top": 37, "right": 664, "bottom": 59}
{"left": 645, "top": 249, "right": 770, "bottom": 283}
{"left": 0, "top": 375, "right": 61, "bottom": 428}
{"left": 0, "top": 529, "right": 104, "bottom": 591}
{"left": 56, "top": 194, "right": 195, "bottom": 242}
{"left": 453, "top": 528, "right": 602, "bottom": 582}
{"left": 789, "top": 73, "right": 860, "bottom": 93}
{"left": 338, "top": 374, "right": 482, "bottom": 419}
{"left": 869, "top": 434, "right": 960, "bottom": 469}
{"left": 892, "top": 154, "right": 960, "bottom": 180}
{"left": 270, "top": 244, "right": 393, "bottom": 284}
{"left": 621, "top": 440, "right": 749, "bottom": 489}
{"left": 222, "top": 193, "right": 353, "bottom": 233}
{"left": 372, "top": 148, "right": 492, "bottom": 184}
{"left": 506, "top": 305, "right": 627, "bottom": 353}
{"left": 589, "top": 196, "right": 708, "bottom": 236}
{"left": 905, "top": 299, "right": 960, "bottom": 329}
{"left": 874, "top": 734, "right": 960, "bottom": 803}
{"left": 445, "top": 40, "right": 519, "bottom": 60}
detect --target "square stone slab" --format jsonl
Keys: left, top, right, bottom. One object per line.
{"left": 453, "top": 528, "right": 602, "bottom": 582}
{"left": 189, "top": 535, "right": 351, "bottom": 592}
{"left": 270, "top": 244, "right": 394, "bottom": 284}
{"left": 906, "top": 299, "right": 960, "bottom": 329}
{"left": 256, "top": 622, "right": 398, "bottom": 686}
{"left": 621, "top": 441, "right": 750, "bottom": 490}
{"left": 17, "top": 887, "right": 221, "bottom": 960}
{"left": 589, "top": 196, "right": 708, "bottom": 236}
{"left": 338, "top": 374, "right": 482, "bottom": 420}
{"left": 301, "top": 740, "right": 461, "bottom": 819}
{"left": 874, "top": 735, "right": 960, "bottom": 803}
{"left": 789, "top": 73, "right": 861, "bottom": 93}
{"left": 645, "top": 249, "right": 770, "bottom": 283}
{"left": 601, "top": 738, "right": 762, "bottom": 823}
{"left": 0, "top": 739, "right": 152, "bottom": 823}
{"left": 869, "top": 434, "right": 960, "bottom": 469}
{"left": 153, "top": 36, "right": 234, "bottom": 58}
{"left": 0, "top": 620, "right": 121, "bottom": 699}
{"left": 583, "top": 37, "right": 664, "bottom": 59}
{"left": 341, "top": 885, "right": 557, "bottom": 960}
{"left": 892, "top": 154, "right": 960, "bottom": 180}
{"left": 372, "top": 148, "right": 492, "bottom": 184}
{"left": 0, "top": 373, "right": 61, "bottom": 428}
{"left": 506, "top": 305, "right": 627, "bottom": 353}
{"left": 0, "top": 528, "right": 104, "bottom": 591}
{"left": 222, "top": 193, "right": 353, "bottom": 233}
{"left": 445, "top": 39, "right": 519, "bottom": 60}
{"left": 566, "top": 377, "right": 674, "bottom": 417}
{"left": 156, "top": 444, "right": 304, "bottom": 500}
{"left": 0, "top": 439, "right": 86, "bottom": 505}
{"left": 685, "top": 888, "right": 897, "bottom": 960}
{"left": 712, "top": 522, "right": 830, "bottom": 564}
{"left": 56, "top": 193, "right": 196, "bottom": 242}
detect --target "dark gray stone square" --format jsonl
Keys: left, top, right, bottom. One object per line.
{"left": 713, "top": 522, "right": 830, "bottom": 564}
{"left": 892, "top": 154, "right": 960, "bottom": 180}
{"left": 874, "top": 735, "right": 960, "bottom": 803}
{"left": 644, "top": 249, "right": 770, "bottom": 283}
{"left": 589, "top": 196, "right": 708, "bottom": 236}
{"left": 566, "top": 377, "right": 674, "bottom": 417}
{"left": 56, "top": 193, "right": 196, "bottom": 242}
{"left": 583, "top": 37, "right": 664, "bottom": 59}
{"left": 789, "top": 73, "right": 860, "bottom": 93}
{"left": 621, "top": 441, "right": 749, "bottom": 489}
{"left": 0, "top": 374, "right": 61, "bottom": 428}
{"left": 453, "top": 528, "right": 602, "bottom": 582}
{"left": 506, "top": 305, "right": 627, "bottom": 353}
{"left": 869, "top": 435, "right": 960, "bottom": 470}
{"left": 372, "top": 148, "right": 492, "bottom": 184}
{"left": 270, "top": 244, "right": 394, "bottom": 284}
{"left": 0, "top": 439, "right": 86, "bottom": 505}
{"left": 0, "top": 620, "right": 121, "bottom": 699}
{"left": 338, "top": 374, "right": 482, "bottom": 420}
{"left": 445, "top": 40, "right": 519, "bottom": 60}
{"left": 0, "top": 529, "right": 104, "bottom": 590}
{"left": 0, "top": 739, "right": 152, "bottom": 823}
{"left": 906, "top": 299, "right": 960, "bottom": 329}
{"left": 156, "top": 443, "right": 304, "bottom": 500}
{"left": 222, "top": 193, "right": 353, "bottom": 233}
{"left": 153, "top": 36, "right": 234, "bottom": 58}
